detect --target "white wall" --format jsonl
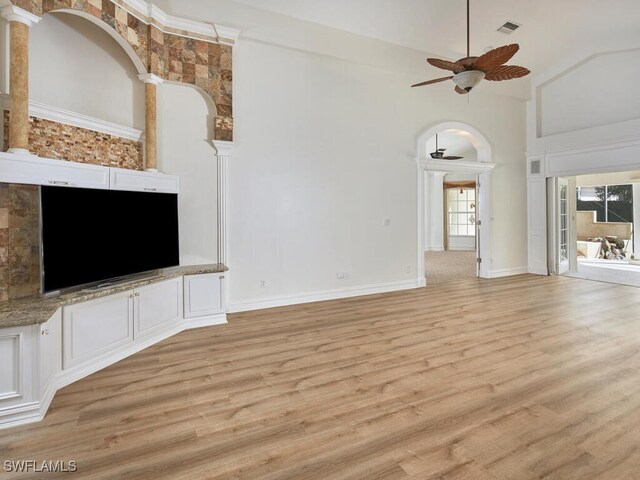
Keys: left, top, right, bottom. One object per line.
{"left": 28, "top": 13, "right": 144, "bottom": 129}
{"left": 158, "top": 83, "right": 218, "bottom": 266}
{"left": 540, "top": 49, "right": 640, "bottom": 137}
{"left": 229, "top": 37, "right": 527, "bottom": 305}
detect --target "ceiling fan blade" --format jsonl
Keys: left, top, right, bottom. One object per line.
{"left": 455, "top": 85, "right": 468, "bottom": 95}
{"left": 411, "top": 76, "right": 454, "bottom": 88}
{"left": 485, "top": 65, "right": 531, "bottom": 81}
{"left": 427, "top": 58, "right": 465, "bottom": 73}
{"left": 473, "top": 44, "right": 520, "bottom": 71}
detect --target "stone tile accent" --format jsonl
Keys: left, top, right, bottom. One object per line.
{"left": 0, "top": 184, "right": 40, "bottom": 301}
{"left": 3, "top": 111, "right": 144, "bottom": 170}
{"left": 12, "top": 0, "right": 234, "bottom": 141}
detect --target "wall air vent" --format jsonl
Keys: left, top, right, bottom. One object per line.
{"left": 497, "top": 21, "right": 521, "bottom": 34}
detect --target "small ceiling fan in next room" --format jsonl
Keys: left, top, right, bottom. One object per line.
{"left": 430, "top": 134, "right": 464, "bottom": 160}
{"left": 412, "top": 0, "right": 530, "bottom": 94}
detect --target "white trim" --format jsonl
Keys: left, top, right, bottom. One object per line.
{"left": 487, "top": 267, "right": 529, "bottom": 278}
{"left": 51, "top": 9, "right": 147, "bottom": 75}
{"left": 184, "top": 314, "right": 227, "bottom": 329}
{"left": 0, "top": 94, "right": 143, "bottom": 141}
{"left": 229, "top": 279, "right": 421, "bottom": 313}
{"left": 0, "top": 4, "right": 41, "bottom": 27}
{"left": 425, "top": 247, "right": 445, "bottom": 252}
{"left": 116, "top": 0, "right": 240, "bottom": 45}
{"left": 138, "top": 73, "right": 164, "bottom": 85}
{"left": 213, "top": 140, "right": 232, "bottom": 309}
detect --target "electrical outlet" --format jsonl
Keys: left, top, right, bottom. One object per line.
{"left": 337, "top": 272, "right": 345, "bottom": 280}
{"left": 405, "top": 265, "right": 411, "bottom": 274}
{"left": 260, "top": 280, "right": 267, "bottom": 288}
{"left": 383, "top": 218, "right": 391, "bottom": 227}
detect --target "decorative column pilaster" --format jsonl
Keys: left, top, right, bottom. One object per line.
{"left": 0, "top": 5, "right": 40, "bottom": 155}
{"left": 212, "top": 141, "right": 232, "bottom": 268}
{"left": 429, "top": 171, "right": 448, "bottom": 252}
{"left": 138, "top": 74, "right": 163, "bottom": 172}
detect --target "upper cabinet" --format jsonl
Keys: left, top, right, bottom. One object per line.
{"left": 0, "top": 153, "right": 178, "bottom": 194}
{"left": 110, "top": 167, "right": 179, "bottom": 194}
{"left": 0, "top": 153, "right": 110, "bottom": 190}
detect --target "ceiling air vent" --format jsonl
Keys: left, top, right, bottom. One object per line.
{"left": 497, "top": 21, "right": 521, "bottom": 34}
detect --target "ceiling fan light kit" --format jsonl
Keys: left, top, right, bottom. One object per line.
{"left": 411, "top": 0, "right": 530, "bottom": 94}
{"left": 453, "top": 70, "right": 485, "bottom": 92}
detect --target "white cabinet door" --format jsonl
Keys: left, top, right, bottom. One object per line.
{"left": 184, "top": 274, "right": 224, "bottom": 319}
{"left": 39, "top": 310, "right": 62, "bottom": 395}
{"left": 63, "top": 292, "right": 134, "bottom": 370}
{"left": 134, "top": 279, "right": 182, "bottom": 340}
{"left": 0, "top": 152, "right": 110, "bottom": 189}
{"left": 0, "top": 325, "right": 37, "bottom": 408}
{"left": 110, "top": 167, "right": 179, "bottom": 194}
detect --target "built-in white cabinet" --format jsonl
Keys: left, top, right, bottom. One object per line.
{"left": 0, "top": 325, "right": 36, "bottom": 409}
{"left": 0, "top": 152, "right": 179, "bottom": 193}
{"left": 63, "top": 293, "right": 134, "bottom": 370}
{"left": 0, "top": 270, "right": 226, "bottom": 430}
{"left": 134, "top": 278, "right": 182, "bottom": 340}
{"left": 38, "top": 310, "right": 62, "bottom": 397}
{"left": 184, "top": 273, "right": 224, "bottom": 319}
{"left": 110, "top": 167, "right": 179, "bottom": 194}
{"left": 0, "top": 153, "right": 110, "bottom": 190}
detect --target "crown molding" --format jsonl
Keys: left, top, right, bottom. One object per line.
{"left": 0, "top": 4, "right": 41, "bottom": 26}
{"left": 118, "top": 0, "right": 239, "bottom": 45}
{"left": 0, "top": 94, "right": 143, "bottom": 141}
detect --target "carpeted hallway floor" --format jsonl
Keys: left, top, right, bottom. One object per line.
{"left": 425, "top": 250, "right": 478, "bottom": 284}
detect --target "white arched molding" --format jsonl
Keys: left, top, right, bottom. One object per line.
{"left": 49, "top": 9, "right": 147, "bottom": 75}
{"left": 415, "top": 122, "right": 496, "bottom": 284}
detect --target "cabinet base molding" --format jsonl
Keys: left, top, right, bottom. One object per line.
{"left": 0, "top": 313, "right": 228, "bottom": 431}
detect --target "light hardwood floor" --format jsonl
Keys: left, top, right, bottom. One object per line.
{"left": 2, "top": 275, "right": 640, "bottom": 479}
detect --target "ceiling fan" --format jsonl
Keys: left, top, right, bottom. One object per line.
{"left": 412, "top": 0, "right": 530, "bottom": 94}
{"left": 431, "top": 134, "right": 464, "bottom": 160}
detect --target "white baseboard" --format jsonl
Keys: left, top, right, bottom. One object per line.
{"left": 424, "top": 246, "right": 445, "bottom": 252}
{"left": 447, "top": 247, "right": 476, "bottom": 252}
{"left": 487, "top": 267, "right": 529, "bottom": 278}
{"left": 185, "top": 313, "right": 227, "bottom": 329}
{"left": 229, "top": 279, "right": 422, "bottom": 313}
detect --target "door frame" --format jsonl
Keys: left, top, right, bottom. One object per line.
{"left": 415, "top": 122, "right": 496, "bottom": 285}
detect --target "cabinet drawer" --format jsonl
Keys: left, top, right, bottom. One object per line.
{"left": 63, "top": 293, "right": 134, "bottom": 370}
{"left": 184, "top": 273, "right": 223, "bottom": 319}
{"left": 134, "top": 278, "right": 182, "bottom": 340}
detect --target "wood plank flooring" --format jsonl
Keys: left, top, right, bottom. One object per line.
{"left": 3, "top": 275, "right": 640, "bottom": 479}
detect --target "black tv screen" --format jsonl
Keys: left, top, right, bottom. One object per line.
{"left": 41, "top": 186, "right": 179, "bottom": 292}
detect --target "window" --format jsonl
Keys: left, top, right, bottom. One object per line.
{"left": 577, "top": 185, "right": 633, "bottom": 223}
{"left": 447, "top": 188, "right": 476, "bottom": 237}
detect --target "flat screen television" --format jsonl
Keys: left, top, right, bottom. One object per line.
{"left": 41, "top": 186, "right": 179, "bottom": 293}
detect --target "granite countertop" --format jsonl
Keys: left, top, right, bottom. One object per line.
{"left": 0, "top": 264, "right": 228, "bottom": 329}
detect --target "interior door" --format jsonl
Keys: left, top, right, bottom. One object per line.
{"left": 558, "top": 178, "right": 570, "bottom": 274}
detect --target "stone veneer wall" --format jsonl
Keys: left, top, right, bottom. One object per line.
{"left": 11, "top": 0, "right": 234, "bottom": 141}
{"left": 3, "top": 111, "right": 144, "bottom": 170}
{"left": 0, "top": 184, "right": 40, "bottom": 301}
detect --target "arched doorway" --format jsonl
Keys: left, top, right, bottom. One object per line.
{"left": 416, "top": 122, "right": 496, "bottom": 285}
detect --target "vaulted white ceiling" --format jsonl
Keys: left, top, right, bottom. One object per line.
{"left": 232, "top": 0, "right": 640, "bottom": 84}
